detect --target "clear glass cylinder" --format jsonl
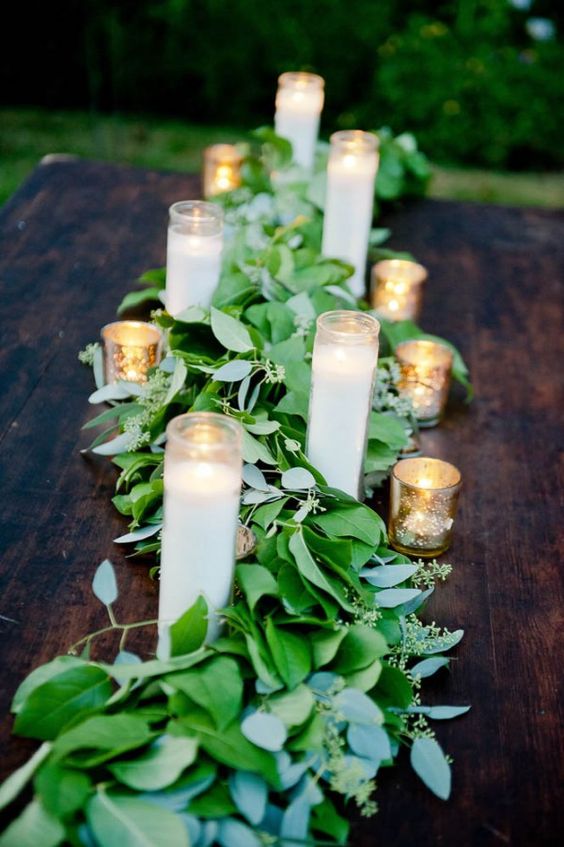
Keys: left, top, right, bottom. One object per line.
{"left": 388, "top": 457, "right": 462, "bottom": 557}
{"left": 203, "top": 144, "right": 243, "bottom": 198}
{"left": 371, "top": 259, "right": 428, "bottom": 321}
{"left": 396, "top": 339, "right": 453, "bottom": 427}
{"left": 159, "top": 412, "right": 243, "bottom": 651}
{"left": 101, "top": 320, "right": 163, "bottom": 384}
{"left": 321, "top": 131, "right": 379, "bottom": 299}
{"left": 165, "top": 201, "right": 224, "bottom": 316}
{"left": 274, "top": 71, "right": 325, "bottom": 171}
{"left": 307, "top": 310, "right": 380, "bottom": 499}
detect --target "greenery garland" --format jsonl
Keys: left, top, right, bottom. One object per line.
{"left": 0, "top": 129, "right": 471, "bottom": 847}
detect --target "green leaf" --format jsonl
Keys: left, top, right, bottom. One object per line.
{"left": 0, "top": 742, "right": 52, "bottom": 811}
{"left": 211, "top": 307, "right": 253, "bottom": 352}
{"left": 117, "top": 287, "right": 161, "bottom": 315}
{"left": 410, "top": 737, "right": 452, "bottom": 800}
{"left": 109, "top": 735, "right": 198, "bottom": 791}
{"left": 35, "top": 762, "right": 91, "bottom": 817}
{"left": 189, "top": 782, "right": 237, "bottom": 818}
{"left": 311, "top": 628, "right": 348, "bottom": 669}
{"left": 213, "top": 360, "right": 253, "bottom": 382}
{"left": 92, "top": 559, "right": 118, "bottom": 606}
{"left": 87, "top": 791, "right": 189, "bottom": 847}
{"left": 164, "top": 357, "right": 188, "bottom": 405}
{"left": 169, "top": 596, "right": 209, "bottom": 657}
{"left": 311, "top": 797, "right": 349, "bottom": 845}
{"left": 268, "top": 684, "right": 314, "bottom": 727}
{"left": 331, "top": 624, "right": 388, "bottom": 674}
{"left": 288, "top": 530, "right": 354, "bottom": 612}
{"left": 164, "top": 656, "right": 243, "bottom": 730}
{"left": 11, "top": 656, "right": 85, "bottom": 714}
{"left": 376, "top": 665, "right": 413, "bottom": 710}
{"left": 344, "top": 659, "right": 382, "bottom": 692}
{"left": 313, "top": 502, "right": 385, "bottom": 546}
{"left": 0, "top": 799, "right": 65, "bottom": 847}
{"left": 265, "top": 618, "right": 311, "bottom": 689}
{"left": 251, "top": 498, "right": 288, "bottom": 531}
{"left": 186, "top": 712, "right": 279, "bottom": 787}
{"left": 236, "top": 564, "right": 278, "bottom": 613}
{"left": 52, "top": 714, "right": 153, "bottom": 761}
{"left": 14, "top": 666, "right": 112, "bottom": 741}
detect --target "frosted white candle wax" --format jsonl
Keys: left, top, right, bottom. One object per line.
{"left": 165, "top": 201, "right": 223, "bottom": 316}
{"left": 158, "top": 413, "right": 242, "bottom": 653}
{"left": 307, "top": 311, "right": 380, "bottom": 499}
{"left": 274, "top": 72, "right": 325, "bottom": 171}
{"left": 321, "top": 131, "right": 379, "bottom": 299}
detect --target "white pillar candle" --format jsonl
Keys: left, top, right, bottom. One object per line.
{"left": 159, "top": 413, "right": 242, "bottom": 653}
{"left": 274, "top": 72, "right": 325, "bottom": 171}
{"left": 307, "top": 311, "right": 380, "bottom": 499}
{"left": 165, "top": 201, "right": 223, "bottom": 316}
{"left": 321, "top": 131, "right": 379, "bottom": 299}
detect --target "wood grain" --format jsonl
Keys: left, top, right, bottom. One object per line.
{"left": 0, "top": 161, "right": 562, "bottom": 845}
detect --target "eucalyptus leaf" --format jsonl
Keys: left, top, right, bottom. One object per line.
{"left": 211, "top": 307, "right": 254, "bottom": 352}
{"left": 228, "top": 771, "right": 268, "bottom": 826}
{"left": 217, "top": 817, "right": 262, "bottom": 847}
{"left": 375, "top": 588, "right": 422, "bottom": 608}
{"left": 241, "top": 711, "right": 287, "bottom": 753}
{"left": 333, "top": 688, "right": 383, "bottom": 725}
{"left": 114, "top": 524, "right": 162, "bottom": 544}
{"left": 213, "top": 360, "right": 253, "bottom": 382}
{"left": 242, "top": 464, "right": 269, "bottom": 491}
{"left": 92, "top": 559, "right": 118, "bottom": 606}
{"left": 347, "top": 723, "right": 391, "bottom": 762}
{"left": 410, "top": 657, "right": 450, "bottom": 678}
{"left": 281, "top": 467, "right": 316, "bottom": 490}
{"left": 410, "top": 737, "right": 452, "bottom": 800}
{"left": 91, "top": 431, "right": 134, "bottom": 456}
{"left": 360, "top": 564, "right": 418, "bottom": 588}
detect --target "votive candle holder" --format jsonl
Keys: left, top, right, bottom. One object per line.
{"left": 371, "top": 259, "right": 428, "bottom": 321}
{"left": 101, "top": 321, "right": 163, "bottom": 384}
{"left": 396, "top": 339, "right": 453, "bottom": 427}
{"left": 388, "top": 457, "right": 462, "bottom": 557}
{"left": 203, "top": 144, "right": 243, "bottom": 198}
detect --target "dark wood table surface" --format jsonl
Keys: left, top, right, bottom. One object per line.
{"left": 0, "top": 160, "right": 562, "bottom": 846}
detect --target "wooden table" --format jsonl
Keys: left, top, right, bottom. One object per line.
{"left": 0, "top": 160, "right": 562, "bottom": 845}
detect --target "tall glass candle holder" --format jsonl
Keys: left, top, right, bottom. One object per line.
{"left": 371, "top": 259, "right": 428, "bottom": 321}
{"left": 159, "top": 412, "right": 243, "bottom": 653}
{"left": 388, "top": 457, "right": 462, "bottom": 557}
{"left": 307, "top": 310, "right": 380, "bottom": 499}
{"left": 274, "top": 72, "right": 325, "bottom": 171}
{"left": 321, "top": 131, "right": 379, "bottom": 299}
{"left": 165, "top": 201, "right": 223, "bottom": 316}
{"left": 101, "top": 321, "right": 163, "bottom": 384}
{"left": 203, "top": 144, "right": 243, "bottom": 198}
{"left": 396, "top": 339, "right": 453, "bottom": 427}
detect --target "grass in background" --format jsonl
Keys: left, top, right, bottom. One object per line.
{"left": 1, "top": 108, "right": 563, "bottom": 209}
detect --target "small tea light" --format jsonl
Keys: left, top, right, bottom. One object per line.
{"left": 101, "top": 321, "right": 163, "bottom": 384}
{"left": 165, "top": 200, "right": 224, "bottom": 316}
{"left": 388, "top": 457, "right": 462, "bottom": 557}
{"left": 371, "top": 259, "right": 428, "bottom": 321}
{"left": 274, "top": 71, "right": 325, "bottom": 171}
{"left": 203, "top": 144, "right": 243, "bottom": 198}
{"left": 396, "top": 339, "right": 453, "bottom": 427}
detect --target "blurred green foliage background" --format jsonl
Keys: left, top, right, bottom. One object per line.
{"left": 1, "top": 0, "right": 562, "bottom": 205}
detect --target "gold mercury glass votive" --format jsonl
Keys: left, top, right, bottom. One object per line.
{"left": 203, "top": 144, "right": 243, "bottom": 198}
{"left": 388, "top": 457, "right": 462, "bottom": 557}
{"left": 101, "top": 321, "right": 163, "bottom": 384}
{"left": 371, "top": 259, "right": 428, "bottom": 321}
{"left": 396, "top": 339, "right": 453, "bottom": 428}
